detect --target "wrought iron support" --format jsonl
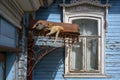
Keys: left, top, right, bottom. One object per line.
{"left": 27, "top": 31, "right": 63, "bottom": 79}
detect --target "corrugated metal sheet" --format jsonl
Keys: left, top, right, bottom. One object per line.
{"left": 33, "top": 0, "right": 120, "bottom": 80}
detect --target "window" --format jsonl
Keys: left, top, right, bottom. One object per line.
{"left": 70, "top": 19, "right": 99, "bottom": 71}
{"left": 61, "top": 0, "right": 109, "bottom": 78}
{"left": 64, "top": 15, "right": 106, "bottom": 77}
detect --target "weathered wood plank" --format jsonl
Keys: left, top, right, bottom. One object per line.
{"left": 0, "top": 35, "right": 15, "bottom": 47}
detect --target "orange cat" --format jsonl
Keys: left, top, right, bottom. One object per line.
{"left": 32, "top": 21, "right": 64, "bottom": 44}
{"left": 46, "top": 24, "right": 64, "bottom": 44}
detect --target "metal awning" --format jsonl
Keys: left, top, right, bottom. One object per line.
{"left": 27, "top": 20, "right": 80, "bottom": 77}
{"left": 29, "top": 20, "right": 80, "bottom": 36}
{"left": 28, "top": 20, "right": 80, "bottom": 45}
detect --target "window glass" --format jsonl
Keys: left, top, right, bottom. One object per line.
{"left": 70, "top": 39, "right": 83, "bottom": 71}
{"left": 72, "top": 19, "right": 98, "bottom": 36}
{"left": 86, "top": 38, "right": 98, "bottom": 71}
{"left": 70, "top": 19, "right": 99, "bottom": 72}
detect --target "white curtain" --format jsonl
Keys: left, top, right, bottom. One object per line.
{"left": 70, "top": 41, "right": 83, "bottom": 71}
{"left": 86, "top": 38, "right": 98, "bottom": 70}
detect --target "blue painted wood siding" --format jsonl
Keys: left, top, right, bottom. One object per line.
{"left": 0, "top": 53, "right": 18, "bottom": 80}
{"left": 0, "top": 62, "right": 4, "bottom": 80}
{"left": 33, "top": 0, "right": 120, "bottom": 80}
{"left": 0, "top": 17, "right": 18, "bottom": 48}
{"left": 35, "top": 0, "right": 62, "bottom": 22}
{"left": 6, "top": 52, "right": 18, "bottom": 80}
{"left": 105, "top": 0, "right": 120, "bottom": 79}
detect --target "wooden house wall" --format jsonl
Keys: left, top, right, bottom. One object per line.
{"left": 0, "top": 17, "right": 18, "bottom": 48}
{"left": 105, "top": 0, "right": 120, "bottom": 79}
{"left": 32, "top": 0, "right": 120, "bottom": 80}
{"left": 0, "top": 62, "right": 4, "bottom": 80}
{"left": 0, "top": 53, "right": 18, "bottom": 80}
{"left": 6, "top": 53, "right": 18, "bottom": 80}
{"left": 0, "top": 17, "right": 18, "bottom": 80}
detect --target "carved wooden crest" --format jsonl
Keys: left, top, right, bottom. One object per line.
{"left": 60, "top": 0, "right": 110, "bottom": 13}
{"left": 60, "top": 0, "right": 110, "bottom": 32}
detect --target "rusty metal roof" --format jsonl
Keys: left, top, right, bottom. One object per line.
{"left": 30, "top": 20, "right": 80, "bottom": 33}
{"left": 29, "top": 20, "right": 80, "bottom": 44}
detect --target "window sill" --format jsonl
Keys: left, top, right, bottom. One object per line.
{"left": 64, "top": 74, "right": 109, "bottom": 78}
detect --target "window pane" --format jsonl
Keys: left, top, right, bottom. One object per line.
{"left": 86, "top": 38, "right": 98, "bottom": 70}
{"left": 70, "top": 39, "right": 83, "bottom": 71}
{"left": 72, "top": 19, "right": 98, "bottom": 36}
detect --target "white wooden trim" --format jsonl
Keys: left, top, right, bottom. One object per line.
{"left": 15, "top": 58, "right": 18, "bottom": 80}
{"left": 64, "top": 13, "right": 106, "bottom": 77}
{"left": 64, "top": 45, "right": 69, "bottom": 74}
{"left": 101, "top": 16, "right": 106, "bottom": 74}
{"left": 64, "top": 74, "right": 108, "bottom": 78}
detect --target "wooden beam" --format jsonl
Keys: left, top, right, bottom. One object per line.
{"left": 0, "top": 45, "right": 19, "bottom": 54}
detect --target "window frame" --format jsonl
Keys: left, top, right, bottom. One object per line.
{"left": 64, "top": 13, "right": 106, "bottom": 78}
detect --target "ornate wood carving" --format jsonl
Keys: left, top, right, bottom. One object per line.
{"left": 70, "top": 0, "right": 101, "bottom": 4}
{"left": 60, "top": 0, "right": 110, "bottom": 32}
{"left": 65, "top": 5, "right": 105, "bottom": 13}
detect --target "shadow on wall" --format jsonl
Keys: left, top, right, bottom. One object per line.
{"left": 35, "top": 0, "right": 63, "bottom": 22}
{"left": 108, "top": 0, "right": 120, "bottom": 14}
{"left": 32, "top": 47, "right": 64, "bottom": 80}
{"left": 6, "top": 52, "right": 17, "bottom": 80}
